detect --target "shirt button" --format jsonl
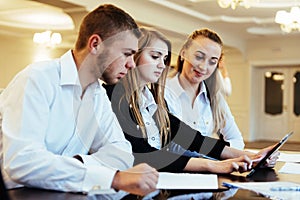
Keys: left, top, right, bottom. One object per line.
{"left": 146, "top": 122, "right": 150, "bottom": 125}
{"left": 205, "top": 121, "right": 209, "bottom": 125}
{"left": 193, "top": 121, "right": 196, "bottom": 124}
{"left": 151, "top": 137, "right": 155, "bottom": 141}
{"left": 92, "top": 185, "right": 101, "bottom": 190}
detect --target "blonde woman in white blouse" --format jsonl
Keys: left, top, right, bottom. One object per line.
{"left": 165, "top": 28, "right": 244, "bottom": 151}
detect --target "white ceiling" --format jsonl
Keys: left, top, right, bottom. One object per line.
{"left": 0, "top": 1, "right": 73, "bottom": 30}
{"left": 1, "top": 0, "right": 300, "bottom": 53}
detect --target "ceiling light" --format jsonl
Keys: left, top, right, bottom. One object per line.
{"left": 33, "top": 30, "right": 62, "bottom": 47}
{"left": 217, "top": 0, "right": 259, "bottom": 10}
{"left": 275, "top": 6, "right": 300, "bottom": 33}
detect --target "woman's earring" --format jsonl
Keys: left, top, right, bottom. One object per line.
{"left": 180, "top": 57, "right": 184, "bottom": 61}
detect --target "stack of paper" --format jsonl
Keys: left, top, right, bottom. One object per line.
{"left": 278, "top": 152, "right": 300, "bottom": 163}
{"left": 279, "top": 163, "right": 300, "bottom": 174}
{"left": 157, "top": 172, "right": 218, "bottom": 189}
{"left": 278, "top": 152, "right": 300, "bottom": 174}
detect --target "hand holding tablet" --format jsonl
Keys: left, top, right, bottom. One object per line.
{"left": 246, "top": 132, "right": 293, "bottom": 178}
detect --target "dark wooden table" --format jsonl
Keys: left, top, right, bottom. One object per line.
{"left": 7, "top": 162, "right": 300, "bottom": 200}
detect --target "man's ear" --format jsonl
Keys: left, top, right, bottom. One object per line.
{"left": 89, "top": 34, "right": 102, "bottom": 54}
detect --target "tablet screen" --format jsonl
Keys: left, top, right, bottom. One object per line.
{"left": 246, "top": 132, "right": 293, "bottom": 178}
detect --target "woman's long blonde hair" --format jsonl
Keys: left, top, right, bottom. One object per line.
{"left": 121, "top": 27, "right": 172, "bottom": 146}
{"left": 170, "top": 28, "right": 227, "bottom": 134}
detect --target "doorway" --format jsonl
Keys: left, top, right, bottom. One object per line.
{"left": 251, "top": 66, "right": 300, "bottom": 142}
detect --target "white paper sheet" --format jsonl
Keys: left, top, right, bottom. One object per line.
{"left": 157, "top": 172, "right": 218, "bottom": 189}
{"left": 223, "top": 181, "right": 300, "bottom": 200}
{"left": 278, "top": 152, "right": 300, "bottom": 163}
{"left": 279, "top": 162, "right": 300, "bottom": 174}
{"left": 87, "top": 189, "right": 128, "bottom": 197}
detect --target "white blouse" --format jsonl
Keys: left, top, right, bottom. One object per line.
{"left": 165, "top": 73, "right": 245, "bottom": 150}
{"left": 139, "top": 86, "right": 161, "bottom": 149}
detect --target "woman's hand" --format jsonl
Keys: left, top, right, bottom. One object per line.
{"left": 251, "top": 145, "right": 280, "bottom": 168}
{"left": 206, "top": 155, "right": 253, "bottom": 174}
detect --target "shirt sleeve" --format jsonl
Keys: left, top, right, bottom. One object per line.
{"left": 82, "top": 164, "right": 117, "bottom": 193}
{"left": 0, "top": 67, "right": 122, "bottom": 192}
{"left": 88, "top": 85, "right": 134, "bottom": 171}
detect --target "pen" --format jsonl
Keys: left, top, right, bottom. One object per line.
{"left": 270, "top": 186, "right": 300, "bottom": 191}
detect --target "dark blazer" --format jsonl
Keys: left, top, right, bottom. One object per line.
{"left": 103, "top": 82, "right": 226, "bottom": 172}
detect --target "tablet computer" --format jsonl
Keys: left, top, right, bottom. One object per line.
{"left": 246, "top": 131, "right": 293, "bottom": 178}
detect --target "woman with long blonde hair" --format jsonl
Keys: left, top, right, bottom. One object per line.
{"left": 165, "top": 28, "right": 244, "bottom": 150}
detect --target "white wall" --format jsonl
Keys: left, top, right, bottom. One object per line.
{"left": 224, "top": 36, "right": 300, "bottom": 141}
{"left": 224, "top": 48, "right": 251, "bottom": 141}
{"left": 0, "top": 34, "right": 68, "bottom": 88}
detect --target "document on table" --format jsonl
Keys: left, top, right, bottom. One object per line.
{"left": 278, "top": 152, "right": 300, "bottom": 163}
{"left": 279, "top": 162, "right": 300, "bottom": 174}
{"left": 157, "top": 172, "right": 218, "bottom": 189}
{"left": 222, "top": 181, "right": 300, "bottom": 200}
{"left": 87, "top": 189, "right": 127, "bottom": 197}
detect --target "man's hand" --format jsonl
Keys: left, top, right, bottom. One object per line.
{"left": 111, "top": 163, "right": 159, "bottom": 196}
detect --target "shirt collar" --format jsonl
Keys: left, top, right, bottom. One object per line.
{"left": 139, "top": 86, "right": 157, "bottom": 116}
{"left": 199, "top": 81, "right": 210, "bottom": 104}
{"left": 60, "top": 50, "right": 81, "bottom": 86}
{"left": 166, "top": 73, "right": 186, "bottom": 99}
{"left": 167, "top": 73, "right": 210, "bottom": 104}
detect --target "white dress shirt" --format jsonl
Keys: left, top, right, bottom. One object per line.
{"left": 0, "top": 50, "right": 133, "bottom": 193}
{"left": 139, "top": 86, "right": 161, "bottom": 149}
{"left": 138, "top": 86, "right": 197, "bottom": 156}
{"left": 165, "top": 74, "right": 244, "bottom": 149}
